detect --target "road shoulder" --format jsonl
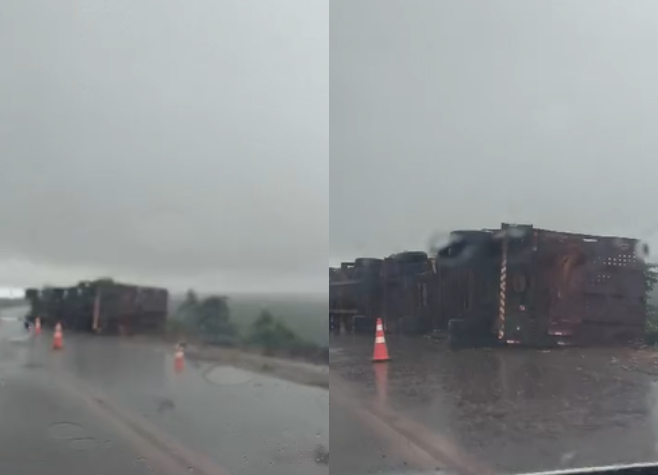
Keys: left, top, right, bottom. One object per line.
{"left": 125, "top": 336, "right": 329, "bottom": 389}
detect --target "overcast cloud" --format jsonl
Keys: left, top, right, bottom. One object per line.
{"left": 0, "top": 0, "right": 328, "bottom": 292}
{"left": 331, "top": 0, "right": 658, "bottom": 264}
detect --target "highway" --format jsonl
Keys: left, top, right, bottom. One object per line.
{"left": 0, "top": 307, "right": 329, "bottom": 475}
{"left": 330, "top": 333, "right": 658, "bottom": 475}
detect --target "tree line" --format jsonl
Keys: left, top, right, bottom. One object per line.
{"left": 170, "top": 290, "right": 327, "bottom": 362}
{"left": 645, "top": 263, "right": 658, "bottom": 344}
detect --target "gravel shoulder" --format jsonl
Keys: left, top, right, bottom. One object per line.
{"left": 126, "top": 335, "right": 329, "bottom": 389}
{"left": 184, "top": 344, "right": 329, "bottom": 389}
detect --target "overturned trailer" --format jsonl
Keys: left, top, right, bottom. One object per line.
{"left": 25, "top": 280, "right": 169, "bottom": 335}
{"left": 380, "top": 251, "right": 434, "bottom": 334}
{"left": 329, "top": 259, "right": 384, "bottom": 333}
{"left": 328, "top": 224, "right": 647, "bottom": 347}
{"left": 435, "top": 224, "right": 647, "bottom": 348}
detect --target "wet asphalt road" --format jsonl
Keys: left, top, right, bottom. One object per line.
{"left": 0, "top": 308, "right": 329, "bottom": 475}
{"left": 59, "top": 336, "right": 329, "bottom": 475}
{"left": 330, "top": 334, "right": 658, "bottom": 475}
{"left": 330, "top": 390, "right": 431, "bottom": 475}
{"left": 0, "top": 309, "right": 156, "bottom": 474}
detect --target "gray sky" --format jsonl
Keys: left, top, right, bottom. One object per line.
{"left": 0, "top": 0, "right": 328, "bottom": 293}
{"left": 330, "top": 0, "right": 658, "bottom": 264}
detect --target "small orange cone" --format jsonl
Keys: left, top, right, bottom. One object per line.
{"left": 52, "top": 322, "right": 63, "bottom": 350}
{"left": 174, "top": 344, "right": 185, "bottom": 373}
{"left": 35, "top": 317, "right": 41, "bottom": 335}
{"left": 372, "top": 317, "right": 390, "bottom": 362}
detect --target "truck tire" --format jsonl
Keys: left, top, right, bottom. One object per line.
{"left": 448, "top": 318, "right": 466, "bottom": 351}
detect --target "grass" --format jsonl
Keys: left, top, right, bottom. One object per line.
{"left": 169, "top": 292, "right": 327, "bottom": 346}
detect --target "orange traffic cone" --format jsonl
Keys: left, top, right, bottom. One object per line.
{"left": 52, "top": 322, "right": 63, "bottom": 350}
{"left": 34, "top": 317, "right": 41, "bottom": 335}
{"left": 174, "top": 344, "right": 185, "bottom": 373}
{"left": 372, "top": 317, "right": 390, "bottom": 362}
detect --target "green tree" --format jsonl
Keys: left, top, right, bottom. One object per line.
{"left": 177, "top": 289, "right": 199, "bottom": 324}
{"left": 644, "top": 263, "right": 658, "bottom": 343}
{"left": 247, "top": 308, "right": 307, "bottom": 352}
{"left": 173, "top": 290, "right": 237, "bottom": 342}
{"left": 191, "top": 295, "right": 238, "bottom": 345}
{"left": 253, "top": 309, "right": 275, "bottom": 331}
{"left": 645, "top": 263, "right": 658, "bottom": 292}
{"left": 197, "top": 296, "right": 233, "bottom": 334}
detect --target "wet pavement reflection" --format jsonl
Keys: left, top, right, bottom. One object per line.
{"left": 0, "top": 312, "right": 157, "bottom": 474}
{"left": 331, "top": 334, "right": 658, "bottom": 474}
{"left": 58, "top": 334, "right": 329, "bottom": 475}
{"left": 0, "top": 311, "right": 328, "bottom": 475}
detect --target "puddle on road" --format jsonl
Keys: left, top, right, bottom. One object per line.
{"left": 314, "top": 444, "right": 329, "bottom": 465}
{"left": 22, "top": 362, "right": 44, "bottom": 370}
{"left": 68, "top": 437, "right": 98, "bottom": 450}
{"left": 154, "top": 396, "right": 176, "bottom": 413}
{"left": 48, "top": 422, "right": 86, "bottom": 439}
{"left": 133, "top": 456, "right": 153, "bottom": 470}
{"left": 49, "top": 422, "right": 98, "bottom": 451}
{"left": 7, "top": 336, "right": 30, "bottom": 344}
{"left": 203, "top": 365, "right": 256, "bottom": 385}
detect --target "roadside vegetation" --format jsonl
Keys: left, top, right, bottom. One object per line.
{"left": 166, "top": 290, "right": 328, "bottom": 365}
{"left": 0, "top": 298, "right": 26, "bottom": 310}
{"left": 645, "top": 263, "right": 658, "bottom": 345}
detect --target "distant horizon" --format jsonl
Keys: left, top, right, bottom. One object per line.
{"left": 0, "top": 289, "right": 327, "bottom": 300}
{"left": 170, "top": 290, "right": 327, "bottom": 299}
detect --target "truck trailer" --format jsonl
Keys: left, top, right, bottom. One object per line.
{"left": 330, "top": 223, "right": 648, "bottom": 349}
{"left": 329, "top": 258, "right": 384, "bottom": 334}
{"left": 380, "top": 251, "right": 434, "bottom": 334}
{"left": 25, "top": 280, "right": 169, "bottom": 335}
{"left": 433, "top": 224, "right": 647, "bottom": 348}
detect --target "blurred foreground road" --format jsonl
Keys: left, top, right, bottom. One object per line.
{"left": 0, "top": 307, "right": 328, "bottom": 475}
{"left": 330, "top": 333, "right": 658, "bottom": 475}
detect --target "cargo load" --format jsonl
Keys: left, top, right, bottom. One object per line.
{"left": 329, "top": 258, "right": 384, "bottom": 334}
{"left": 329, "top": 223, "right": 648, "bottom": 349}
{"left": 25, "top": 279, "right": 168, "bottom": 335}
{"left": 437, "top": 224, "right": 646, "bottom": 348}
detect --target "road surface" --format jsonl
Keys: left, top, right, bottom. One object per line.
{"left": 330, "top": 333, "right": 658, "bottom": 475}
{"left": 0, "top": 307, "right": 161, "bottom": 474}
{"left": 0, "top": 307, "right": 329, "bottom": 475}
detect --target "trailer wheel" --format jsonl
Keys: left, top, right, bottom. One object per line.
{"left": 448, "top": 319, "right": 466, "bottom": 351}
